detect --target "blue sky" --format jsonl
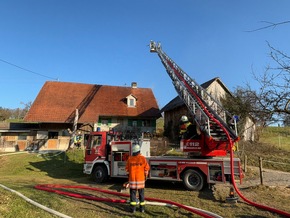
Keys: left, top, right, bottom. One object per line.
{"left": 1, "top": 1, "right": 290, "bottom": 110}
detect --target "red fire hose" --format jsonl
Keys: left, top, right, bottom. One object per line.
{"left": 217, "top": 120, "right": 290, "bottom": 217}
{"left": 229, "top": 146, "right": 290, "bottom": 217}
{"left": 35, "top": 184, "right": 219, "bottom": 218}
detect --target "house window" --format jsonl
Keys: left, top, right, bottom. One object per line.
{"left": 102, "top": 119, "right": 108, "bottom": 125}
{"left": 98, "top": 118, "right": 112, "bottom": 126}
{"left": 48, "top": 131, "right": 58, "bottom": 139}
{"left": 128, "top": 119, "right": 141, "bottom": 127}
{"left": 126, "top": 94, "right": 137, "bottom": 107}
{"left": 132, "top": 121, "right": 137, "bottom": 127}
{"left": 142, "top": 120, "right": 151, "bottom": 127}
{"left": 18, "top": 133, "right": 27, "bottom": 140}
{"left": 129, "top": 99, "right": 135, "bottom": 107}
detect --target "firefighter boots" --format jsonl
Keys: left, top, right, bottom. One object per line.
{"left": 140, "top": 206, "right": 145, "bottom": 213}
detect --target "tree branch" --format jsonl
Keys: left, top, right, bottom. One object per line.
{"left": 245, "top": 21, "right": 290, "bottom": 32}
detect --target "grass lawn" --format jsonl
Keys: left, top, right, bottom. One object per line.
{"left": 0, "top": 128, "right": 290, "bottom": 217}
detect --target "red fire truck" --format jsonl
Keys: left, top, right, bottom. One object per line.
{"left": 83, "top": 131, "right": 242, "bottom": 191}
{"left": 83, "top": 41, "right": 243, "bottom": 191}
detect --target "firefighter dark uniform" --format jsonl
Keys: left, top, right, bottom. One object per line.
{"left": 179, "top": 115, "right": 192, "bottom": 136}
{"left": 179, "top": 115, "right": 201, "bottom": 139}
{"left": 125, "top": 144, "right": 150, "bottom": 213}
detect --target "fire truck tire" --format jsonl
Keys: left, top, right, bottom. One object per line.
{"left": 182, "top": 169, "right": 204, "bottom": 191}
{"left": 92, "top": 165, "right": 108, "bottom": 183}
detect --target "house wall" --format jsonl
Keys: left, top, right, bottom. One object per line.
{"left": 0, "top": 116, "right": 158, "bottom": 152}
{"left": 243, "top": 117, "right": 255, "bottom": 141}
{"left": 206, "top": 82, "right": 226, "bottom": 101}
{"left": 0, "top": 132, "right": 33, "bottom": 152}
{"left": 97, "top": 117, "right": 157, "bottom": 136}
{"left": 0, "top": 130, "right": 71, "bottom": 152}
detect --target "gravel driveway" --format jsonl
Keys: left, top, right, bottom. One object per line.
{"left": 239, "top": 167, "right": 290, "bottom": 188}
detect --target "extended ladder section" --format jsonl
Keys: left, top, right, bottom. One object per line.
{"left": 150, "top": 41, "right": 239, "bottom": 152}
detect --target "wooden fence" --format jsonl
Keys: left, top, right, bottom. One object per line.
{"left": 243, "top": 155, "right": 290, "bottom": 185}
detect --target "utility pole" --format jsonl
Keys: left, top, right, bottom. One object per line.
{"left": 67, "top": 109, "right": 79, "bottom": 151}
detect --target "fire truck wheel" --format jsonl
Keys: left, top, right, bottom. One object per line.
{"left": 92, "top": 165, "right": 108, "bottom": 183}
{"left": 182, "top": 169, "right": 204, "bottom": 191}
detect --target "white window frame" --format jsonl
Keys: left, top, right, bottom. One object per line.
{"left": 126, "top": 95, "right": 137, "bottom": 107}
{"left": 101, "top": 119, "right": 108, "bottom": 126}
{"left": 132, "top": 121, "right": 137, "bottom": 127}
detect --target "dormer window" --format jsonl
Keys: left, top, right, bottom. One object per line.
{"left": 126, "top": 94, "right": 137, "bottom": 107}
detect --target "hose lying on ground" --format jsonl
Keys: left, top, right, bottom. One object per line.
{"left": 0, "top": 152, "right": 27, "bottom": 156}
{"left": 0, "top": 183, "right": 71, "bottom": 218}
{"left": 229, "top": 147, "right": 290, "bottom": 217}
{"left": 35, "top": 184, "right": 222, "bottom": 218}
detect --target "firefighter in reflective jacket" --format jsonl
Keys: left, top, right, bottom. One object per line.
{"left": 74, "top": 131, "right": 82, "bottom": 149}
{"left": 125, "top": 144, "right": 150, "bottom": 213}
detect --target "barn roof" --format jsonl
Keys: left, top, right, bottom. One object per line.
{"left": 161, "top": 77, "right": 231, "bottom": 112}
{"left": 201, "top": 77, "right": 231, "bottom": 94}
{"left": 24, "top": 81, "right": 161, "bottom": 123}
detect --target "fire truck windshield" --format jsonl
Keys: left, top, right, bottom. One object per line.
{"left": 90, "top": 135, "right": 102, "bottom": 149}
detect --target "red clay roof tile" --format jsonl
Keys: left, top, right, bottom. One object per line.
{"left": 24, "top": 81, "right": 161, "bottom": 123}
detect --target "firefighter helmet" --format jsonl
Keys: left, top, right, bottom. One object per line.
{"left": 132, "top": 144, "right": 141, "bottom": 154}
{"left": 180, "top": 115, "right": 189, "bottom": 123}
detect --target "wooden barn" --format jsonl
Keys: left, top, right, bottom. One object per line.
{"left": 162, "top": 77, "right": 255, "bottom": 142}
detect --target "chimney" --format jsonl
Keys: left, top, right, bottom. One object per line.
{"left": 131, "top": 82, "right": 137, "bottom": 88}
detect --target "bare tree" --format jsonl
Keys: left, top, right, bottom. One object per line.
{"left": 225, "top": 42, "right": 290, "bottom": 130}
{"left": 244, "top": 20, "right": 290, "bottom": 126}
{"left": 21, "top": 101, "right": 32, "bottom": 119}
{"left": 255, "top": 42, "right": 290, "bottom": 115}
{"left": 0, "top": 107, "right": 12, "bottom": 121}
{"left": 0, "top": 101, "right": 32, "bottom": 121}
{"left": 221, "top": 21, "right": 290, "bottom": 139}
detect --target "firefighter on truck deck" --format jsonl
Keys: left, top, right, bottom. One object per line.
{"left": 179, "top": 115, "right": 201, "bottom": 140}
{"left": 179, "top": 115, "right": 191, "bottom": 137}
{"left": 125, "top": 144, "right": 150, "bottom": 213}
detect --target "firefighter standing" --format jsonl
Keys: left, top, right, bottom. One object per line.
{"left": 74, "top": 131, "right": 82, "bottom": 149}
{"left": 125, "top": 144, "right": 150, "bottom": 213}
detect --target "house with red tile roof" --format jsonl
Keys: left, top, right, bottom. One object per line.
{"left": 0, "top": 81, "right": 161, "bottom": 151}
{"left": 25, "top": 81, "right": 160, "bottom": 126}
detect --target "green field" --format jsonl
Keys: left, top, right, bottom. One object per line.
{"left": 239, "top": 127, "right": 290, "bottom": 172}
{"left": 259, "top": 126, "right": 290, "bottom": 151}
